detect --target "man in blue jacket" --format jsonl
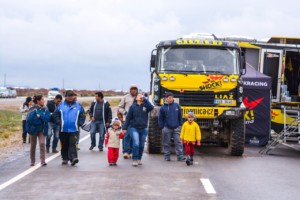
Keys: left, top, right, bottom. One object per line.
{"left": 158, "top": 92, "right": 185, "bottom": 161}
{"left": 53, "top": 90, "right": 86, "bottom": 166}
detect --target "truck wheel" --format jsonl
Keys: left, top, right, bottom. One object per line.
{"left": 228, "top": 117, "right": 245, "bottom": 156}
{"left": 148, "top": 116, "right": 162, "bottom": 154}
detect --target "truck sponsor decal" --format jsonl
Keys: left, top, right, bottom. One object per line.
{"left": 176, "top": 39, "right": 222, "bottom": 46}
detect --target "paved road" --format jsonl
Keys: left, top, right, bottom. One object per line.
{"left": 0, "top": 128, "right": 300, "bottom": 200}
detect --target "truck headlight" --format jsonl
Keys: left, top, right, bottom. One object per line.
{"left": 154, "top": 85, "right": 159, "bottom": 92}
{"left": 154, "top": 95, "right": 159, "bottom": 101}
{"left": 239, "top": 86, "right": 243, "bottom": 94}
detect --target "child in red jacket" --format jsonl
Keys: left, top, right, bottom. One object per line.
{"left": 105, "top": 118, "right": 124, "bottom": 166}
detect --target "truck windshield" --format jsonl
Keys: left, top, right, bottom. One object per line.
{"left": 158, "top": 47, "right": 240, "bottom": 74}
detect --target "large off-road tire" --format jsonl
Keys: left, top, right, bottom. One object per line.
{"left": 148, "top": 116, "right": 162, "bottom": 154}
{"left": 228, "top": 117, "right": 245, "bottom": 156}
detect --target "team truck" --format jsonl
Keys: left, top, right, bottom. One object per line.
{"left": 148, "top": 34, "right": 247, "bottom": 156}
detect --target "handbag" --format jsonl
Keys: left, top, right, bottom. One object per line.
{"left": 81, "top": 120, "right": 92, "bottom": 132}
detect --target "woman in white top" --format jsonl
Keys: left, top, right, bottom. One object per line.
{"left": 19, "top": 97, "right": 33, "bottom": 143}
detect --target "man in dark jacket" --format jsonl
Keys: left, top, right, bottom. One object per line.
{"left": 46, "top": 94, "right": 62, "bottom": 153}
{"left": 123, "top": 93, "right": 154, "bottom": 166}
{"left": 88, "top": 91, "right": 112, "bottom": 151}
{"left": 158, "top": 92, "right": 185, "bottom": 161}
{"left": 53, "top": 90, "right": 86, "bottom": 166}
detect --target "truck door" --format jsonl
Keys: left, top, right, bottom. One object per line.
{"left": 260, "top": 49, "right": 283, "bottom": 102}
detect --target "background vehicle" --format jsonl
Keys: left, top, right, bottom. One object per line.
{"left": 48, "top": 88, "right": 61, "bottom": 99}
{"left": 0, "top": 87, "right": 17, "bottom": 98}
{"left": 148, "top": 33, "right": 246, "bottom": 156}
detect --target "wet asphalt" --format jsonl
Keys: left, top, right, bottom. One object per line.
{"left": 1, "top": 131, "right": 300, "bottom": 200}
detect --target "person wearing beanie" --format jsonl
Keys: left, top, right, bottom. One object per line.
{"left": 104, "top": 118, "right": 124, "bottom": 166}
{"left": 19, "top": 96, "right": 33, "bottom": 143}
{"left": 53, "top": 90, "right": 86, "bottom": 166}
{"left": 118, "top": 84, "right": 138, "bottom": 159}
{"left": 180, "top": 111, "right": 201, "bottom": 166}
{"left": 158, "top": 92, "right": 185, "bottom": 161}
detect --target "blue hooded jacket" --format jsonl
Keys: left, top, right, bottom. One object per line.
{"left": 53, "top": 101, "right": 86, "bottom": 133}
{"left": 123, "top": 99, "right": 154, "bottom": 130}
{"left": 158, "top": 101, "right": 182, "bottom": 129}
{"left": 26, "top": 107, "right": 50, "bottom": 136}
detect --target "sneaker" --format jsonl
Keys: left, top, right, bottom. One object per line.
{"left": 71, "top": 158, "right": 79, "bottom": 166}
{"left": 109, "top": 163, "right": 114, "bottom": 166}
{"left": 41, "top": 162, "right": 47, "bottom": 166}
{"left": 137, "top": 160, "right": 142, "bottom": 165}
{"left": 164, "top": 157, "right": 171, "bottom": 161}
{"left": 123, "top": 153, "right": 129, "bottom": 159}
{"left": 52, "top": 149, "right": 59, "bottom": 153}
{"left": 30, "top": 163, "right": 35, "bottom": 166}
{"left": 23, "top": 140, "right": 26, "bottom": 144}
{"left": 46, "top": 148, "right": 50, "bottom": 154}
{"left": 132, "top": 160, "right": 138, "bottom": 167}
{"left": 113, "top": 163, "right": 117, "bottom": 166}
{"left": 99, "top": 148, "right": 103, "bottom": 151}
{"left": 62, "top": 160, "right": 68, "bottom": 165}
{"left": 89, "top": 146, "right": 95, "bottom": 150}
{"left": 177, "top": 156, "right": 186, "bottom": 161}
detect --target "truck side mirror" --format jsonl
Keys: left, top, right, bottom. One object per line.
{"left": 150, "top": 49, "right": 157, "bottom": 71}
{"left": 241, "top": 52, "right": 246, "bottom": 75}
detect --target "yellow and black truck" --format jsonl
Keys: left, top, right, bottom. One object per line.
{"left": 148, "top": 34, "right": 247, "bottom": 156}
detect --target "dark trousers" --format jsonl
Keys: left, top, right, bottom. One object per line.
{"left": 22, "top": 120, "right": 27, "bottom": 142}
{"left": 59, "top": 132, "right": 78, "bottom": 161}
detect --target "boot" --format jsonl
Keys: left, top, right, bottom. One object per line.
{"left": 52, "top": 148, "right": 59, "bottom": 153}
{"left": 46, "top": 148, "right": 50, "bottom": 154}
{"left": 186, "top": 156, "right": 191, "bottom": 166}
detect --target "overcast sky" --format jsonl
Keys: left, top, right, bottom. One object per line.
{"left": 1, "top": 0, "right": 300, "bottom": 91}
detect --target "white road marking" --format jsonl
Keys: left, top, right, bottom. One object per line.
{"left": 0, "top": 133, "right": 90, "bottom": 191}
{"left": 200, "top": 178, "right": 216, "bottom": 194}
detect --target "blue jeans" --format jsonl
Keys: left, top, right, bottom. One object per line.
{"left": 90, "top": 121, "right": 105, "bottom": 149}
{"left": 130, "top": 127, "right": 148, "bottom": 161}
{"left": 46, "top": 122, "right": 60, "bottom": 149}
{"left": 122, "top": 126, "right": 132, "bottom": 154}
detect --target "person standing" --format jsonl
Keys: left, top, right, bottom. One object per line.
{"left": 19, "top": 97, "right": 33, "bottom": 143}
{"left": 53, "top": 90, "right": 86, "bottom": 166}
{"left": 104, "top": 118, "right": 124, "bottom": 166}
{"left": 46, "top": 94, "right": 62, "bottom": 153}
{"left": 158, "top": 92, "right": 185, "bottom": 161}
{"left": 26, "top": 95, "right": 50, "bottom": 166}
{"left": 88, "top": 91, "right": 112, "bottom": 151}
{"left": 180, "top": 111, "right": 201, "bottom": 166}
{"left": 118, "top": 85, "right": 138, "bottom": 158}
{"left": 123, "top": 93, "right": 154, "bottom": 167}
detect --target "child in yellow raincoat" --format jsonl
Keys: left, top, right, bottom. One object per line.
{"left": 180, "top": 111, "right": 201, "bottom": 166}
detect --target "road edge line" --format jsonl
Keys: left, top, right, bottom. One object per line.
{"left": 0, "top": 133, "right": 90, "bottom": 191}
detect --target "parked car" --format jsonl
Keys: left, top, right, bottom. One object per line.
{"left": 0, "top": 87, "right": 17, "bottom": 98}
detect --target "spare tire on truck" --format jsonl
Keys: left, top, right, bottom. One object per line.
{"left": 228, "top": 116, "right": 245, "bottom": 156}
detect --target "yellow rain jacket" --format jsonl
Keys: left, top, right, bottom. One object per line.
{"left": 180, "top": 121, "right": 201, "bottom": 143}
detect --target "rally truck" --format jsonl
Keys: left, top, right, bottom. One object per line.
{"left": 148, "top": 34, "right": 246, "bottom": 156}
